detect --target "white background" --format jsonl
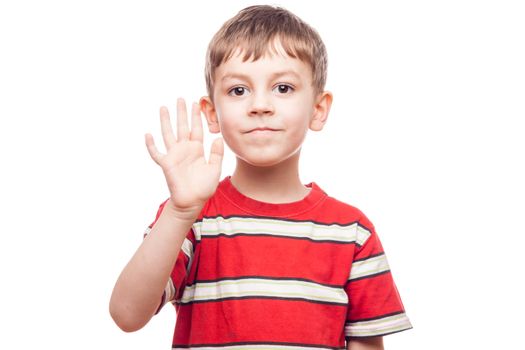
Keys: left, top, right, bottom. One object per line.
{"left": 1, "top": 0, "right": 524, "bottom": 349}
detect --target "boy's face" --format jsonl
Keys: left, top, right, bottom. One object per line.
{"left": 200, "top": 39, "right": 332, "bottom": 168}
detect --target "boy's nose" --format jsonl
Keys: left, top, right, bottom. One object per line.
{"left": 248, "top": 93, "right": 275, "bottom": 116}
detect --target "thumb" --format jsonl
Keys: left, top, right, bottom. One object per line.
{"left": 208, "top": 137, "right": 224, "bottom": 166}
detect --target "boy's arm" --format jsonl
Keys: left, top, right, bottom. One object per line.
{"left": 109, "top": 100, "right": 224, "bottom": 332}
{"left": 109, "top": 202, "right": 200, "bottom": 332}
{"left": 347, "top": 336, "right": 384, "bottom": 350}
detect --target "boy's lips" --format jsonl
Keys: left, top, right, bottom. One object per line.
{"left": 245, "top": 127, "right": 281, "bottom": 133}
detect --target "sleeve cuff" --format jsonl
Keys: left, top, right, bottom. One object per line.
{"left": 345, "top": 312, "right": 413, "bottom": 337}
{"left": 154, "top": 277, "right": 176, "bottom": 315}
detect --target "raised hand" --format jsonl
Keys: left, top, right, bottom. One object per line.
{"left": 145, "top": 98, "right": 224, "bottom": 218}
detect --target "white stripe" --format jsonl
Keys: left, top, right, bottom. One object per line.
{"left": 143, "top": 226, "right": 152, "bottom": 236}
{"left": 165, "top": 277, "right": 176, "bottom": 303}
{"left": 192, "top": 216, "right": 366, "bottom": 244}
{"left": 345, "top": 313, "right": 412, "bottom": 337}
{"left": 356, "top": 225, "right": 371, "bottom": 246}
{"left": 176, "top": 277, "right": 348, "bottom": 305}
{"left": 173, "top": 344, "right": 332, "bottom": 350}
{"left": 349, "top": 254, "right": 390, "bottom": 281}
{"left": 181, "top": 236, "right": 194, "bottom": 273}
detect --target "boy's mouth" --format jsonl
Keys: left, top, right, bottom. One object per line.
{"left": 245, "top": 127, "right": 280, "bottom": 133}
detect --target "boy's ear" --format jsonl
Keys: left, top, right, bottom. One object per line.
{"left": 199, "top": 96, "right": 220, "bottom": 133}
{"left": 309, "top": 91, "right": 333, "bottom": 131}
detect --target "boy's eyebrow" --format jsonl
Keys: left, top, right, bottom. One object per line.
{"left": 221, "top": 70, "right": 301, "bottom": 82}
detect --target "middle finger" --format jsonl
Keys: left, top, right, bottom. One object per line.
{"left": 190, "top": 102, "right": 203, "bottom": 142}
{"left": 176, "top": 98, "right": 190, "bottom": 141}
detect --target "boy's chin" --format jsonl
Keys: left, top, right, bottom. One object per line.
{"left": 236, "top": 151, "right": 299, "bottom": 168}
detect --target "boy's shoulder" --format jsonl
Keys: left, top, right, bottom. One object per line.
{"left": 319, "top": 191, "right": 370, "bottom": 225}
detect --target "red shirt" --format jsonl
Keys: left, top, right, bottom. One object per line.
{"left": 144, "top": 176, "right": 412, "bottom": 349}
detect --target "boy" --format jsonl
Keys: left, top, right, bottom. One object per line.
{"left": 110, "top": 5, "right": 412, "bottom": 350}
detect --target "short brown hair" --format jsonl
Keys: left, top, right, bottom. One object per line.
{"left": 204, "top": 5, "right": 328, "bottom": 101}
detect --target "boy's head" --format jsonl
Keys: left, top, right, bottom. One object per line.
{"left": 199, "top": 5, "right": 332, "bottom": 167}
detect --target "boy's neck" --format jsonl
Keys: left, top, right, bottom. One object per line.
{"left": 230, "top": 151, "right": 311, "bottom": 204}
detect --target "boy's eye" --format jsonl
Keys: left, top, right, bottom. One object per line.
{"left": 227, "top": 84, "right": 294, "bottom": 97}
{"left": 228, "top": 86, "right": 247, "bottom": 96}
{"left": 274, "top": 84, "right": 294, "bottom": 94}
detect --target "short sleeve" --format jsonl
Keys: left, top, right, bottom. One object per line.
{"left": 344, "top": 212, "right": 412, "bottom": 339}
{"left": 143, "top": 198, "right": 197, "bottom": 315}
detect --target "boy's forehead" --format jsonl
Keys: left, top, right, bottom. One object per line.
{"left": 215, "top": 46, "right": 312, "bottom": 83}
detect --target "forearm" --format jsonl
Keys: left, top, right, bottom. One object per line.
{"left": 109, "top": 202, "right": 200, "bottom": 332}
{"left": 347, "top": 337, "right": 384, "bottom": 350}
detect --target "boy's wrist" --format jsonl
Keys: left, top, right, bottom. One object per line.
{"left": 163, "top": 198, "right": 203, "bottom": 222}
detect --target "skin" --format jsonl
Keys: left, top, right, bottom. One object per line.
{"left": 110, "top": 99, "right": 224, "bottom": 332}
{"left": 200, "top": 38, "right": 332, "bottom": 203}
{"left": 347, "top": 337, "right": 384, "bottom": 350}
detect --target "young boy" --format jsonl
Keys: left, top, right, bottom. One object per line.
{"left": 110, "top": 5, "right": 412, "bottom": 350}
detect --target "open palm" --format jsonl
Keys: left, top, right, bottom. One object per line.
{"left": 145, "top": 98, "right": 224, "bottom": 215}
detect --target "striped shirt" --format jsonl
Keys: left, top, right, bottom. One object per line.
{"left": 143, "top": 175, "right": 412, "bottom": 349}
